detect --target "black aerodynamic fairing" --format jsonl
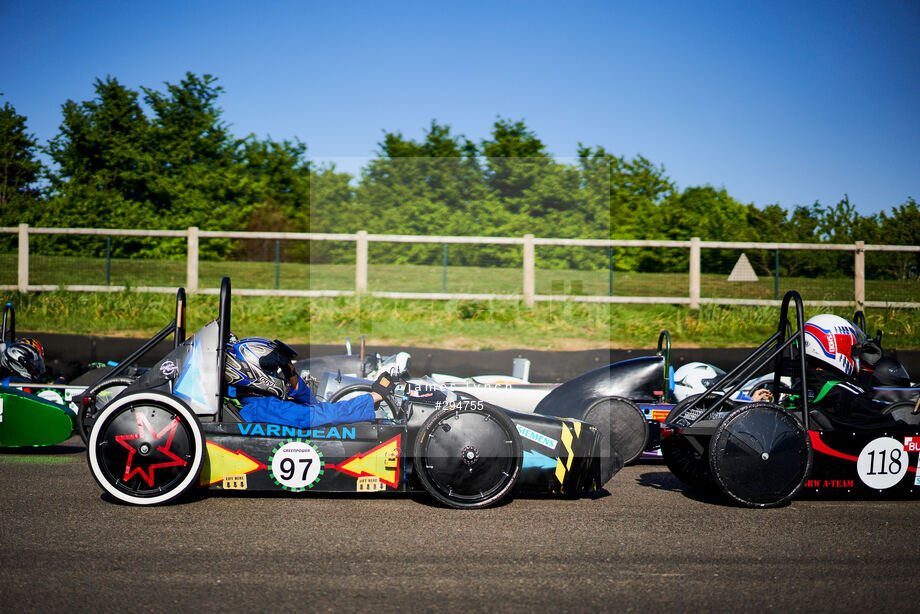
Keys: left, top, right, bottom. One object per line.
{"left": 534, "top": 356, "right": 666, "bottom": 418}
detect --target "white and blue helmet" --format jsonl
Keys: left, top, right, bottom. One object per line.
{"left": 0, "top": 340, "right": 45, "bottom": 382}
{"left": 672, "top": 362, "right": 726, "bottom": 402}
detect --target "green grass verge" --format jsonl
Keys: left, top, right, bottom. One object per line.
{"left": 4, "top": 253, "right": 918, "bottom": 302}
{"left": 2, "top": 290, "right": 918, "bottom": 350}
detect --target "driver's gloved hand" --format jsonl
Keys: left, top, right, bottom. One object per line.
{"left": 858, "top": 340, "right": 883, "bottom": 367}
{"left": 372, "top": 372, "right": 398, "bottom": 397}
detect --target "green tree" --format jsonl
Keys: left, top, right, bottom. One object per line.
{"left": 306, "top": 165, "right": 357, "bottom": 265}
{"left": 240, "top": 137, "right": 311, "bottom": 228}
{"left": 577, "top": 145, "right": 675, "bottom": 271}
{"left": 355, "top": 120, "right": 496, "bottom": 266}
{"left": 637, "top": 186, "right": 752, "bottom": 273}
{"left": 141, "top": 73, "right": 254, "bottom": 257}
{"left": 237, "top": 136, "right": 312, "bottom": 262}
{"left": 480, "top": 118, "right": 550, "bottom": 208}
{"left": 45, "top": 76, "right": 151, "bottom": 220}
{"left": 0, "top": 101, "right": 44, "bottom": 225}
{"left": 743, "top": 202, "right": 790, "bottom": 275}
{"left": 766, "top": 198, "right": 873, "bottom": 278}
{"left": 41, "top": 77, "right": 153, "bottom": 255}
{"left": 874, "top": 198, "right": 920, "bottom": 280}
{"left": 42, "top": 73, "right": 256, "bottom": 258}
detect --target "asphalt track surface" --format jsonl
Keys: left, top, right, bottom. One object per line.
{"left": 2, "top": 437, "right": 919, "bottom": 613}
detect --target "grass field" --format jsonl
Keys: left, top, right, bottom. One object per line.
{"left": 2, "top": 287, "right": 918, "bottom": 350}
{"left": 3, "top": 253, "right": 918, "bottom": 303}
{"left": 2, "top": 252, "right": 917, "bottom": 349}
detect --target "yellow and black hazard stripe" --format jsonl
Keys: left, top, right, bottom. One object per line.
{"left": 554, "top": 420, "right": 583, "bottom": 492}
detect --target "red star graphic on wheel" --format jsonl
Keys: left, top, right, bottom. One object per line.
{"left": 116, "top": 411, "right": 188, "bottom": 487}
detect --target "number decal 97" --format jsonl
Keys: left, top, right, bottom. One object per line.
{"left": 270, "top": 441, "right": 323, "bottom": 491}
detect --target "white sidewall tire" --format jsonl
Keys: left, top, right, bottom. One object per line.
{"left": 87, "top": 391, "right": 204, "bottom": 506}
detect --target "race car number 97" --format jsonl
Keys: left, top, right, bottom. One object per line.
{"left": 270, "top": 441, "right": 323, "bottom": 491}
{"left": 856, "top": 437, "right": 908, "bottom": 490}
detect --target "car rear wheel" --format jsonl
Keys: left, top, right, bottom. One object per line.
{"left": 87, "top": 391, "right": 204, "bottom": 505}
{"left": 582, "top": 396, "right": 647, "bottom": 471}
{"left": 413, "top": 405, "right": 522, "bottom": 509}
{"left": 661, "top": 434, "right": 715, "bottom": 490}
{"left": 708, "top": 403, "right": 811, "bottom": 508}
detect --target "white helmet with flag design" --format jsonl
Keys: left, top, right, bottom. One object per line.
{"left": 803, "top": 314, "right": 865, "bottom": 377}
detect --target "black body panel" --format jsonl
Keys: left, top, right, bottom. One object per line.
{"left": 534, "top": 356, "right": 666, "bottom": 419}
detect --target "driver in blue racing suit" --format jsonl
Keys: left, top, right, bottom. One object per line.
{"left": 224, "top": 337, "right": 380, "bottom": 428}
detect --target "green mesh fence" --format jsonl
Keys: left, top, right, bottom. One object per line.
{"left": 27, "top": 234, "right": 186, "bottom": 287}
{"left": 367, "top": 241, "right": 524, "bottom": 295}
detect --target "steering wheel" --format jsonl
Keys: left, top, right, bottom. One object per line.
{"left": 328, "top": 383, "right": 402, "bottom": 420}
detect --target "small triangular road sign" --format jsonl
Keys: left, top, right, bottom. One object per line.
{"left": 728, "top": 253, "right": 758, "bottom": 282}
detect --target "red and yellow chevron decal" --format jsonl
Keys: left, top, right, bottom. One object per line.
{"left": 329, "top": 435, "right": 401, "bottom": 489}
{"left": 199, "top": 441, "right": 266, "bottom": 486}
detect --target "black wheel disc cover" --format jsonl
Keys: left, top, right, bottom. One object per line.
{"left": 414, "top": 407, "right": 522, "bottom": 508}
{"left": 95, "top": 402, "right": 198, "bottom": 499}
{"left": 583, "top": 397, "right": 648, "bottom": 471}
{"left": 709, "top": 403, "right": 812, "bottom": 508}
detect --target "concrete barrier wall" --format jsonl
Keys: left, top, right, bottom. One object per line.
{"left": 29, "top": 332, "right": 920, "bottom": 384}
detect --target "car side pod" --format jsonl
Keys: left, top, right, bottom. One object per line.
{"left": 87, "top": 391, "right": 204, "bottom": 506}
{"left": 883, "top": 400, "right": 920, "bottom": 426}
{"left": 0, "top": 386, "right": 75, "bottom": 447}
{"left": 412, "top": 405, "right": 523, "bottom": 509}
{"left": 708, "top": 403, "right": 813, "bottom": 508}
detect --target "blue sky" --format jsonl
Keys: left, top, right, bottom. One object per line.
{"left": 3, "top": 0, "right": 918, "bottom": 215}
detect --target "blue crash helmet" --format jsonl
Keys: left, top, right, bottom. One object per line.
{"left": 224, "top": 337, "right": 298, "bottom": 398}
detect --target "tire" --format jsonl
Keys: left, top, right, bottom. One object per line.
{"left": 661, "top": 434, "right": 715, "bottom": 490}
{"left": 77, "top": 376, "right": 135, "bottom": 444}
{"left": 87, "top": 391, "right": 204, "bottom": 506}
{"left": 708, "top": 403, "right": 812, "bottom": 508}
{"left": 413, "top": 405, "right": 522, "bottom": 509}
{"left": 329, "top": 383, "right": 400, "bottom": 419}
{"left": 582, "top": 396, "right": 648, "bottom": 470}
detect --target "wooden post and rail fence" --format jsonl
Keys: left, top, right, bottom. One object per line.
{"left": 3, "top": 224, "right": 919, "bottom": 310}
